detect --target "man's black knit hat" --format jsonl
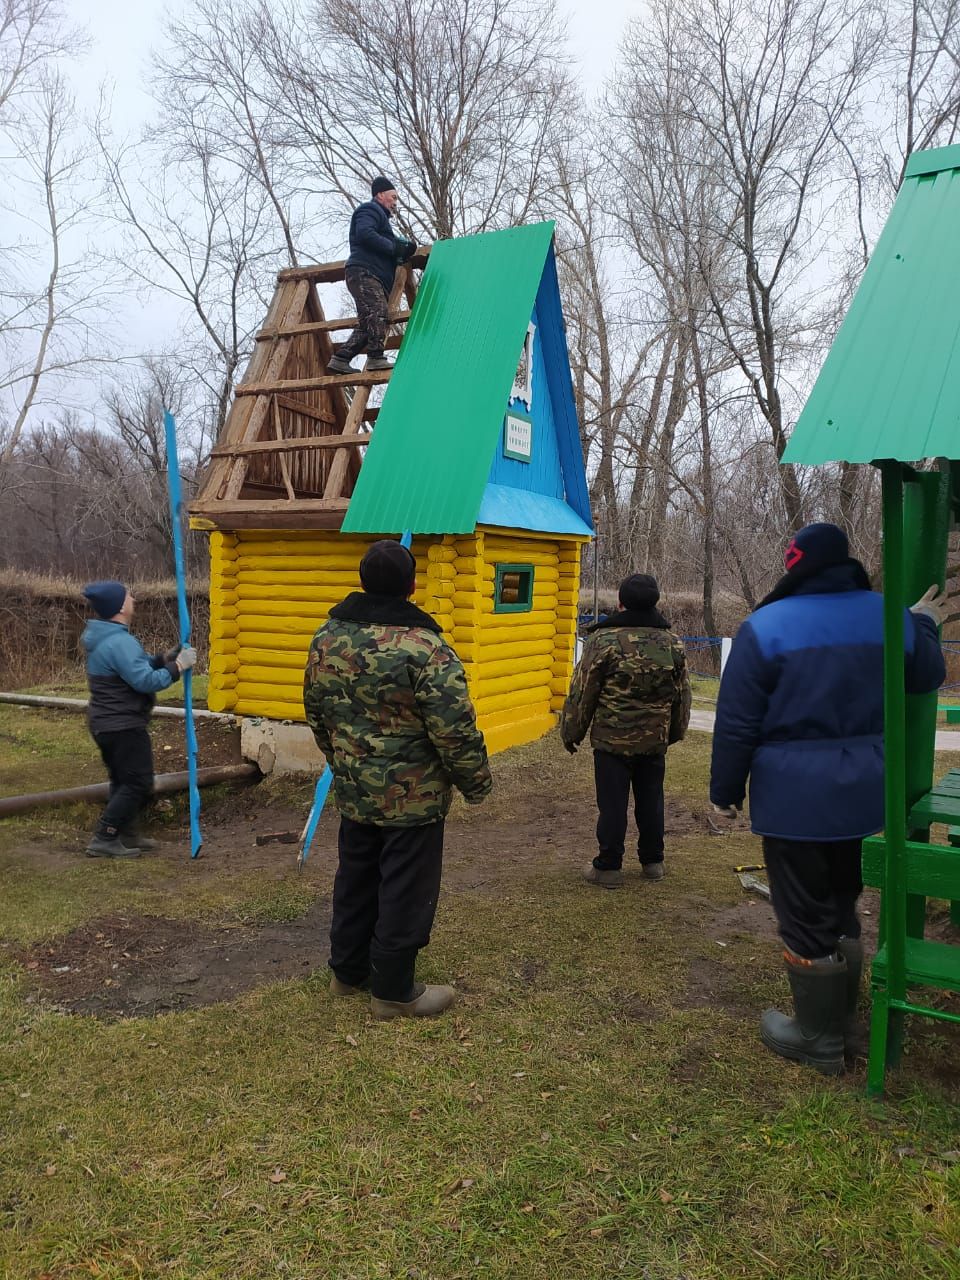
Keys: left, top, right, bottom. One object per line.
{"left": 359, "top": 540, "right": 416, "bottom": 597}
{"left": 783, "top": 522, "right": 849, "bottom": 574}
{"left": 371, "top": 176, "right": 396, "bottom": 197}
{"left": 618, "top": 573, "right": 660, "bottom": 611}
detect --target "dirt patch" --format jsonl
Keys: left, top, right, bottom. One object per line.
{"left": 683, "top": 954, "right": 759, "bottom": 1022}
{"left": 705, "top": 900, "right": 780, "bottom": 944}
{"left": 150, "top": 717, "right": 243, "bottom": 771}
{"left": 18, "top": 901, "right": 331, "bottom": 1018}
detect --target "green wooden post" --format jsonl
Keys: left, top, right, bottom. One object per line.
{"left": 902, "top": 469, "right": 951, "bottom": 935}
{"left": 868, "top": 462, "right": 909, "bottom": 1095}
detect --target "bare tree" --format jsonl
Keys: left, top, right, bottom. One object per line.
{"left": 634, "top": 0, "right": 883, "bottom": 534}
{"left": 96, "top": 110, "right": 281, "bottom": 441}
{"left": 0, "top": 0, "right": 69, "bottom": 116}
{"left": 153, "top": 0, "right": 302, "bottom": 266}
{"left": 886, "top": 0, "right": 960, "bottom": 189}
{"left": 1, "top": 74, "right": 109, "bottom": 476}
{"left": 264, "top": 0, "right": 574, "bottom": 242}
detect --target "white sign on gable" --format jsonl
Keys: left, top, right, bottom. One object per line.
{"left": 504, "top": 412, "right": 533, "bottom": 462}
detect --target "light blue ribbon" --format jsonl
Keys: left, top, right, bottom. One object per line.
{"left": 163, "top": 411, "right": 202, "bottom": 859}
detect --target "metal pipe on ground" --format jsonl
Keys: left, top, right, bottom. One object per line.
{"left": 0, "top": 693, "right": 234, "bottom": 722}
{"left": 0, "top": 763, "right": 260, "bottom": 818}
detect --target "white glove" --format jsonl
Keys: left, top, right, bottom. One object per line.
{"left": 712, "top": 802, "right": 739, "bottom": 819}
{"left": 910, "top": 584, "right": 948, "bottom": 628}
{"left": 176, "top": 645, "right": 198, "bottom": 673}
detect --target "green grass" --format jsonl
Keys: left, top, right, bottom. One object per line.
{"left": 0, "top": 715, "right": 958, "bottom": 1277}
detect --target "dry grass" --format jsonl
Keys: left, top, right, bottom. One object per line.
{"left": 0, "top": 710, "right": 958, "bottom": 1278}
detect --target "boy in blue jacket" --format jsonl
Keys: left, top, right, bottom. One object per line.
{"left": 710, "top": 523, "right": 945, "bottom": 1074}
{"left": 81, "top": 581, "right": 196, "bottom": 858}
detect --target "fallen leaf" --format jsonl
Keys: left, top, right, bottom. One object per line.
{"left": 521, "top": 1202, "right": 535, "bottom": 1213}
{"left": 659, "top": 1188, "right": 673, "bottom": 1203}
{"left": 268, "top": 1168, "right": 287, "bottom": 1184}
{"left": 444, "top": 1176, "right": 475, "bottom": 1194}
{"left": 43, "top": 1164, "right": 57, "bottom": 1176}
{"left": 539, "top": 1091, "right": 553, "bottom": 1100}
{"left": 344, "top": 1034, "right": 359, "bottom": 1048}
{"left": 589, "top": 1228, "right": 603, "bottom": 1238}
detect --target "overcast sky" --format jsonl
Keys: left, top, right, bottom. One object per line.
{"left": 74, "top": 0, "right": 638, "bottom": 118}
{"left": 2, "top": 0, "right": 640, "bottom": 428}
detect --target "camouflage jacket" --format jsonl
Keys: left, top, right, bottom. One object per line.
{"left": 560, "top": 614, "right": 691, "bottom": 756}
{"left": 303, "top": 592, "right": 492, "bottom": 826}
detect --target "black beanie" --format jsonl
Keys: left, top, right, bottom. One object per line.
{"left": 783, "top": 523, "right": 849, "bottom": 574}
{"left": 359, "top": 540, "right": 416, "bottom": 597}
{"left": 371, "top": 176, "right": 396, "bottom": 197}
{"left": 618, "top": 573, "right": 660, "bottom": 611}
{"left": 83, "top": 580, "right": 127, "bottom": 619}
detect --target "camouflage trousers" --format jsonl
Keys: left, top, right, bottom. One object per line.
{"left": 337, "top": 268, "right": 389, "bottom": 359}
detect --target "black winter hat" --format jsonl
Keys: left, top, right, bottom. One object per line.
{"left": 618, "top": 573, "right": 660, "bottom": 611}
{"left": 783, "top": 523, "right": 849, "bottom": 574}
{"left": 371, "top": 176, "right": 396, "bottom": 197}
{"left": 83, "top": 580, "right": 127, "bottom": 619}
{"left": 359, "top": 540, "right": 416, "bottom": 597}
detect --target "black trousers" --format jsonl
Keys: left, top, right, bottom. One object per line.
{"left": 93, "top": 726, "right": 154, "bottom": 836}
{"left": 762, "top": 835, "right": 863, "bottom": 959}
{"left": 337, "top": 268, "right": 389, "bottom": 359}
{"left": 593, "top": 749, "right": 665, "bottom": 870}
{"left": 330, "top": 816, "right": 444, "bottom": 1001}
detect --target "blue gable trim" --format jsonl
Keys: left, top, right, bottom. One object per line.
{"left": 537, "top": 245, "right": 592, "bottom": 531}
{"left": 484, "top": 244, "right": 593, "bottom": 534}
{"left": 478, "top": 483, "right": 593, "bottom": 536}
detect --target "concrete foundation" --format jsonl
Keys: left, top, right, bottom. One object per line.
{"left": 240, "top": 718, "right": 326, "bottom": 776}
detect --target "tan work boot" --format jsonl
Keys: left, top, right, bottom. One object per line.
{"left": 370, "top": 983, "right": 456, "bottom": 1020}
{"left": 329, "top": 975, "right": 368, "bottom": 998}
{"left": 582, "top": 862, "right": 624, "bottom": 889}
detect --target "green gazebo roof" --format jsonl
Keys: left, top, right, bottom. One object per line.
{"left": 784, "top": 144, "right": 960, "bottom": 466}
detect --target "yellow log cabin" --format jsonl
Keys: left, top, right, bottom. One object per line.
{"left": 192, "top": 222, "right": 594, "bottom": 757}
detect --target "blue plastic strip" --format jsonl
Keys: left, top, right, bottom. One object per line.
{"left": 163, "top": 411, "right": 202, "bottom": 858}
{"left": 400, "top": 530, "right": 412, "bottom": 548}
{"left": 298, "top": 766, "right": 333, "bottom": 867}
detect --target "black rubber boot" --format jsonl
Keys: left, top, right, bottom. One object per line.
{"left": 759, "top": 955, "right": 847, "bottom": 1076}
{"left": 837, "top": 937, "right": 867, "bottom": 1058}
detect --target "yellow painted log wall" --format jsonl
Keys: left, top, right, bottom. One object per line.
{"left": 207, "top": 530, "right": 435, "bottom": 722}
{"left": 472, "top": 529, "right": 584, "bottom": 755}
{"left": 205, "top": 525, "right": 587, "bottom": 755}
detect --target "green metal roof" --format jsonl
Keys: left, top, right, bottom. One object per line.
{"left": 784, "top": 146, "right": 960, "bottom": 465}
{"left": 341, "top": 221, "right": 556, "bottom": 534}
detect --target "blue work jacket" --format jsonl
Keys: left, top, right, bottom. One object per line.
{"left": 345, "top": 200, "right": 408, "bottom": 294}
{"left": 709, "top": 568, "right": 945, "bottom": 841}
{"left": 82, "top": 619, "right": 179, "bottom": 734}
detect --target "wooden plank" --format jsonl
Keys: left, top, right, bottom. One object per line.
{"left": 320, "top": 265, "right": 411, "bottom": 502}
{"left": 236, "top": 369, "right": 392, "bottom": 397}
{"left": 192, "top": 497, "right": 351, "bottom": 514}
{"left": 274, "top": 395, "right": 335, "bottom": 425}
{"left": 257, "top": 311, "right": 412, "bottom": 340}
{"left": 192, "top": 507, "right": 349, "bottom": 531}
{"left": 872, "top": 938, "right": 960, "bottom": 995}
{"left": 272, "top": 397, "right": 296, "bottom": 501}
{"left": 223, "top": 280, "right": 311, "bottom": 500}
{"left": 862, "top": 836, "right": 960, "bottom": 897}
{"left": 323, "top": 387, "right": 371, "bottom": 499}
{"left": 196, "top": 280, "right": 296, "bottom": 503}
{"left": 276, "top": 246, "right": 430, "bottom": 283}
{"left": 211, "top": 434, "right": 371, "bottom": 458}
